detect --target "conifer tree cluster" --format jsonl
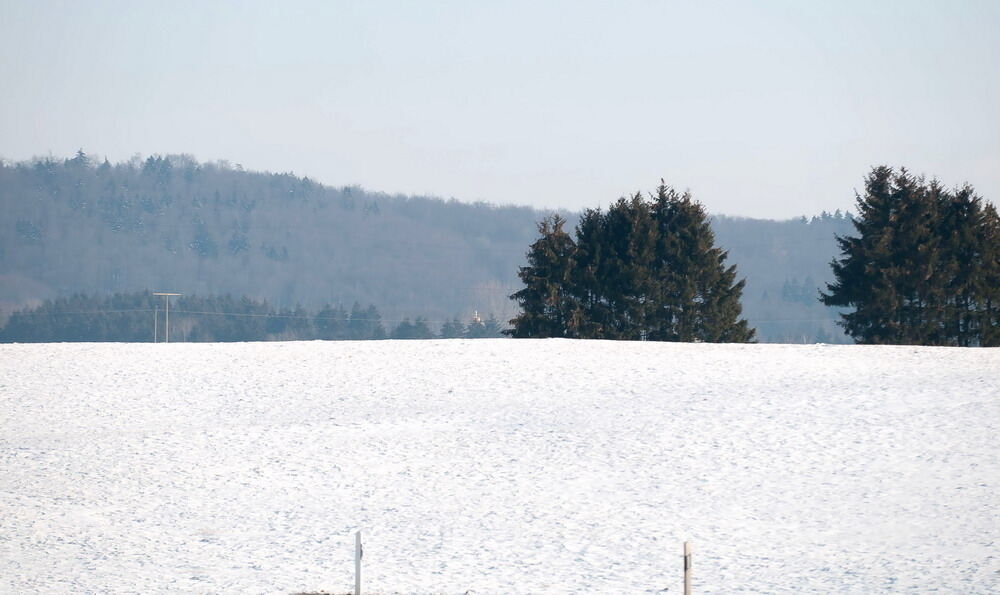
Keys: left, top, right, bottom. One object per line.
{"left": 0, "top": 293, "right": 391, "bottom": 342}
{"left": 821, "top": 166, "right": 1000, "bottom": 346}
{"left": 507, "top": 184, "right": 755, "bottom": 342}
{"left": 0, "top": 291, "right": 509, "bottom": 342}
{"left": 388, "top": 314, "right": 503, "bottom": 339}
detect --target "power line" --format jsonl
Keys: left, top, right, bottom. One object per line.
{"left": 5, "top": 306, "right": 843, "bottom": 327}
{"left": 4, "top": 307, "right": 493, "bottom": 326}
{"left": 5, "top": 308, "right": 155, "bottom": 316}
{"left": 748, "top": 317, "right": 841, "bottom": 324}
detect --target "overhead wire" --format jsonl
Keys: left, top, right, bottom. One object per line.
{"left": 3, "top": 306, "right": 843, "bottom": 327}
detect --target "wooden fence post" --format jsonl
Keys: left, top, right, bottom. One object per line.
{"left": 355, "top": 531, "right": 362, "bottom": 595}
{"left": 684, "top": 541, "right": 692, "bottom": 595}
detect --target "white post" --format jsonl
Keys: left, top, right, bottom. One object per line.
{"left": 153, "top": 293, "right": 181, "bottom": 343}
{"left": 355, "top": 531, "right": 362, "bottom": 595}
{"left": 684, "top": 541, "right": 692, "bottom": 595}
{"left": 153, "top": 306, "right": 158, "bottom": 342}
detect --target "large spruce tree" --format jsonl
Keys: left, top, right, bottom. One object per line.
{"left": 650, "top": 186, "right": 755, "bottom": 342}
{"left": 507, "top": 185, "right": 754, "bottom": 342}
{"left": 822, "top": 166, "right": 999, "bottom": 346}
{"left": 507, "top": 215, "right": 578, "bottom": 338}
{"left": 977, "top": 204, "right": 1000, "bottom": 346}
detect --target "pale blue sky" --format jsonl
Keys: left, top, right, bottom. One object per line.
{"left": 2, "top": 0, "right": 998, "bottom": 218}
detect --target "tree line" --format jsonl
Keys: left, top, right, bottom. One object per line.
{"left": 0, "top": 292, "right": 504, "bottom": 343}
{"left": 1, "top": 152, "right": 872, "bottom": 344}
{"left": 822, "top": 166, "right": 1000, "bottom": 346}
{"left": 10, "top": 154, "right": 991, "bottom": 346}
{"left": 507, "top": 184, "right": 755, "bottom": 342}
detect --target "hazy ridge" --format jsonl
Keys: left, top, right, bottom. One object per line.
{"left": 0, "top": 153, "right": 853, "bottom": 342}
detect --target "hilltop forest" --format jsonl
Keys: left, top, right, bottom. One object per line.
{"left": 1, "top": 152, "right": 853, "bottom": 343}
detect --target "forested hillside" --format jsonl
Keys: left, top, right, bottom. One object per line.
{"left": 0, "top": 153, "right": 852, "bottom": 342}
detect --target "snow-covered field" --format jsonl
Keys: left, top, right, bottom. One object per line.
{"left": 1, "top": 339, "right": 998, "bottom": 593}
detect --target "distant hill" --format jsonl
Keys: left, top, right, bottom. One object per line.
{"left": 0, "top": 153, "right": 853, "bottom": 342}
{"left": 712, "top": 213, "right": 853, "bottom": 343}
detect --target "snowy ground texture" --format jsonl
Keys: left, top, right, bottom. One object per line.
{"left": 1, "top": 340, "right": 998, "bottom": 594}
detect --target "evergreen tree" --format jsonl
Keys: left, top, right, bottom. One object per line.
{"left": 647, "top": 186, "right": 753, "bottom": 342}
{"left": 823, "top": 166, "right": 997, "bottom": 345}
{"left": 936, "top": 184, "right": 982, "bottom": 345}
{"left": 439, "top": 317, "right": 465, "bottom": 338}
{"left": 275, "top": 304, "right": 313, "bottom": 340}
{"left": 315, "top": 303, "right": 349, "bottom": 340}
{"left": 506, "top": 215, "right": 578, "bottom": 337}
{"left": 507, "top": 183, "right": 754, "bottom": 342}
{"left": 366, "top": 305, "right": 387, "bottom": 339}
{"left": 346, "top": 303, "right": 386, "bottom": 340}
{"left": 346, "top": 302, "right": 368, "bottom": 340}
{"left": 593, "top": 194, "right": 658, "bottom": 339}
{"left": 822, "top": 166, "right": 903, "bottom": 343}
{"left": 975, "top": 204, "right": 1000, "bottom": 346}
{"left": 888, "top": 171, "right": 944, "bottom": 344}
{"left": 565, "top": 207, "right": 608, "bottom": 338}
{"left": 390, "top": 317, "right": 432, "bottom": 339}
{"left": 411, "top": 316, "right": 434, "bottom": 339}
{"left": 391, "top": 318, "right": 416, "bottom": 339}
{"left": 482, "top": 314, "right": 503, "bottom": 337}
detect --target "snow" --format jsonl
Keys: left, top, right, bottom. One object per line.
{"left": 1, "top": 339, "right": 998, "bottom": 593}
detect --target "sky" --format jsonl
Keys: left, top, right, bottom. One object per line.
{"left": 1, "top": 1, "right": 998, "bottom": 219}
